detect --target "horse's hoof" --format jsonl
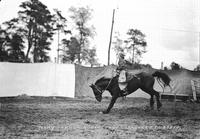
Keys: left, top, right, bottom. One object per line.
{"left": 102, "top": 111, "right": 109, "bottom": 114}
{"left": 157, "top": 105, "right": 162, "bottom": 111}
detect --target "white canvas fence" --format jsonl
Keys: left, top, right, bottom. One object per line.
{"left": 0, "top": 63, "right": 75, "bottom": 97}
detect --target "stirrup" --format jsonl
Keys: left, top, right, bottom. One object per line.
{"left": 120, "top": 89, "right": 128, "bottom": 96}
{"left": 123, "top": 91, "right": 128, "bottom": 96}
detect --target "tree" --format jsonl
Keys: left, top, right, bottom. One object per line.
{"left": 18, "top": 0, "right": 54, "bottom": 62}
{"left": 52, "top": 9, "right": 70, "bottom": 35}
{"left": 0, "top": 23, "right": 25, "bottom": 62}
{"left": 144, "top": 64, "right": 152, "bottom": 69}
{"left": 62, "top": 37, "right": 79, "bottom": 63}
{"left": 69, "top": 6, "right": 96, "bottom": 64}
{"left": 7, "top": 33, "right": 25, "bottom": 62}
{"left": 52, "top": 9, "right": 71, "bottom": 63}
{"left": 164, "top": 67, "right": 169, "bottom": 70}
{"left": 3, "top": 17, "right": 31, "bottom": 62}
{"left": 170, "top": 62, "right": 181, "bottom": 70}
{"left": 82, "top": 47, "right": 98, "bottom": 67}
{"left": 124, "top": 29, "right": 147, "bottom": 63}
{"left": 194, "top": 65, "right": 200, "bottom": 71}
{"left": 112, "top": 32, "right": 124, "bottom": 56}
{"left": 0, "top": 26, "right": 9, "bottom": 61}
{"left": 62, "top": 36, "right": 99, "bottom": 66}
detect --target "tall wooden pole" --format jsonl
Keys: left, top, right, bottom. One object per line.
{"left": 108, "top": 9, "right": 115, "bottom": 65}
{"left": 199, "top": 32, "right": 200, "bottom": 65}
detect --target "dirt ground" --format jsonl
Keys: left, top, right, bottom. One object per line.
{"left": 0, "top": 96, "right": 200, "bottom": 139}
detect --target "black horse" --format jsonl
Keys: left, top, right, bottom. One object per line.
{"left": 90, "top": 71, "right": 171, "bottom": 114}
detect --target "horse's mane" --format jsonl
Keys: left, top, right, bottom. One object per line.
{"left": 95, "top": 77, "right": 111, "bottom": 85}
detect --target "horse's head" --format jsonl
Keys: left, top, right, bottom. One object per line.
{"left": 89, "top": 77, "right": 112, "bottom": 102}
{"left": 89, "top": 84, "right": 103, "bottom": 102}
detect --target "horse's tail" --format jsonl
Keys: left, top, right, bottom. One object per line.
{"left": 152, "top": 71, "right": 171, "bottom": 87}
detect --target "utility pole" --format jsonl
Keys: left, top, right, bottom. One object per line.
{"left": 199, "top": 32, "right": 200, "bottom": 65}
{"left": 108, "top": 9, "right": 115, "bottom": 65}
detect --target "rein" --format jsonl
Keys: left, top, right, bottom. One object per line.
{"left": 94, "top": 77, "right": 114, "bottom": 94}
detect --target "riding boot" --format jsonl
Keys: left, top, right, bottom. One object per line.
{"left": 120, "top": 88, "right": 128, "bottom": 96}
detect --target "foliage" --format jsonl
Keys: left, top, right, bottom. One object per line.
{"left": 52, "top": 9, "right": 69, "bottom": 33}
{"left": 82, "top": 47, "right": 99, "bottom": 67}
{"left": 62, "top": 36, "right": 98, "bottom": 66}
{"left": 0, "top": 27, "right": 9, "bottom": 61}
{"left": 60, "top": 6, "right": 98, "bottom": 66}
{"left": 0, "top": 25, "right": 25, "bottom": 62}
{"left": 0, "top": 0, "right": 99, "bottom": 65}
{"left": 7, "top": 33, "right": 25, "bottom": 62}
{"left": 164, "top": 67, "right": 169, "bottom": 70}
{"left": 52, "top": 9, "right": 71, "bottom": 63}
{"left": 170, "top": 62, "right": 181, "bottom": 70}
{"left": 194, "top": 65, "right": 200, "bottom": 71}
{"left": 112, "top": 32, "right": 124, "bottom": 56}
{"left": 61, "top": 37, "right": 79, "bottom": 63}
{"left": 1, "top": 1, "right": 98, "bottom": 64}
{"left": 0, "top": 0, "right": 55, "bottom": 63}
{"left": 124, "top": 29, "right": 147, "bottom": 63}
{"left": 68, "top": 6, "right": 97, "bottom": 65}
{"left": 18, "top": 0, "right": 55, "bottom": 62}
{"left": 144, "top": 64, "right": 152, "bottom": 69}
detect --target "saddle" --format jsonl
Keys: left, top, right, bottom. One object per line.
{"left": 118, "top": 70, "right": 133, "bottom": 90}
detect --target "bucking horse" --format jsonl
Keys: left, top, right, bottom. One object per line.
{"left": 89, "top": 71, "right": 171, "bottom": 114}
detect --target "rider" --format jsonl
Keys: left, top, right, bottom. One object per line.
{"left": 90, "top": 52, "right": 129, "bottom": 96}
{"left": 116, "top": 52, "right": 129, "bottom": 96}
{"left": 117, "top": 53, "right": 126, "bottom": 73}
{"left": 90, "top": 62, "right": 115, "bottom": 86}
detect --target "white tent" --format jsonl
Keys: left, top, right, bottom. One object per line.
{"left": 0, "top": 63, "right": 75, "bottom": 97}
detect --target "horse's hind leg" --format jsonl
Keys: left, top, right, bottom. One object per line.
{"left": 152, "top": 89, "right": 162, "bottom": 111}
{"left": 144, "top": 88, "right": 162, "bottom": 111}
{"left": 150, "top": 94, "right": 154, "bottom": 110}
{"left": 141, "top": 88, "right": 155, "bottom": 110}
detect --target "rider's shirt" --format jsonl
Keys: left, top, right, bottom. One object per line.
{"left": 118, "top": 57, "right": 127, "bottom": 70}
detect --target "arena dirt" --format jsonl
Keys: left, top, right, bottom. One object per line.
{"left": 0, "top": 97, "right": 200, "bottom": 138}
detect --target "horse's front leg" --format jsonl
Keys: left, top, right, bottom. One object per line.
{"left": 102, "top": 96, "right": 118, "bottom": 114}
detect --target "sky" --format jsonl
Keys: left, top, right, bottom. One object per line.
{"left": 0, "top": 0, "right": 200, "bottom": 70}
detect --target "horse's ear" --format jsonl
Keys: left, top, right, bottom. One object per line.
{"left": 89, "top": 84, "right": 93, "bottom": 88}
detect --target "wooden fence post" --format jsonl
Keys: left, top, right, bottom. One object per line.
{"left": 191, "top": 80, "right": 197, "bottom": 101}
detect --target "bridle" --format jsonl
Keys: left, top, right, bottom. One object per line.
{"left": 93, "top": 77, "right": 114, "bottom": 95}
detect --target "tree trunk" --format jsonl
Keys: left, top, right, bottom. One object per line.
{"left": 25, "top": 47, "right": 31, "bottom": 62}
{"left": 132, "top": 46, "right": 135, "bottom": 64}
{"left": 77, "top": 24, "right": 83, "bottom": 64}
{"left": 78, "top": 41, "right": 81, "bottom": 64}
{"left": 33, "top": 30, "right": 37, "bottom": 63}
{"left": 78, "top": 28, "right": 84, "bottom": 64}
{"left": 25, "top": 19, "right": 33, "bottom": 62}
